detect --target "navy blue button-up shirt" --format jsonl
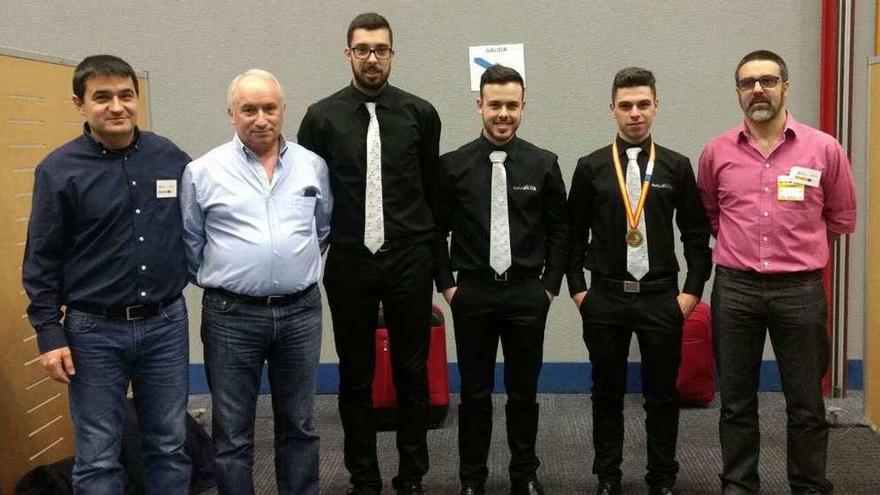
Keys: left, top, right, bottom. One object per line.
{"left": 22, "top": 125, "right": 191, "bottom": 353}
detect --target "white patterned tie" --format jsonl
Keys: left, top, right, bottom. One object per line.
{"left": 489, "top": 151, "right": 511, "bottom": 275}
{"left": 626, "top": 147, "right": 650, "bottom": 280}
{"left": 364, "top": 102, "right": 385, "bottom": 253}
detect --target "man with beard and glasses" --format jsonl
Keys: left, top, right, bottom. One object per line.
{"left": 567, "top": 67, "right": 711, "bottom": 495}
{"left": 697, "top": 50, "right": 856, "bottom": 494}
{"left": 297, "top": 12, "right": 441, "bottom": 495}
{"left": 434, "top": 64, "right": 568, "bottom": 495}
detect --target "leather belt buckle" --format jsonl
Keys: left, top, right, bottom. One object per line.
{"left": 266, "top": 295, "right": 286, "bottom": 306}
{"left": 494, "top": 271, "right": 508, "bottom": 282}
{"left": 125, "top": 304, "right": 147, "bottom": 321}
{"left": 623, "top": 281, "right": 640, "bottom": 293}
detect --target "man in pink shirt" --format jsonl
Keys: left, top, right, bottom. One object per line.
{"left": 698, "top": 50, "right": 856, "bottom": 495}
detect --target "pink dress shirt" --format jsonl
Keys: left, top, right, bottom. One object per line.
{"left": 697, "top": 113, "right": 856, "bottom": 273}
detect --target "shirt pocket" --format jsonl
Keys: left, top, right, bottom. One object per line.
{"left": 286, "top": 196, "right": 317, "bottom": 236}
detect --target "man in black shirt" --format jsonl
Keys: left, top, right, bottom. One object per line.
{"left": 566, "top": 67, "right": 711, "bottom": 495}
{"left": 22, "top": 55, "right": 191, "bottom": 493}
{"left": 297, "top": 12, "right": 441, "bottom": 495}
{"left": 435, "top": 65, "right": 568, "bottom": 495}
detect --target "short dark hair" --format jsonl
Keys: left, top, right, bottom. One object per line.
{"left": 735, "top": 50, "right": 788, "bottom": 83}
{"left": 479, "top": 64, "right": 524, "bottom": 97}
{"left": 73, "top": 54, "right": 138, "bottom": 100}
{"left": 611, "top": 67, "right": 656, "bottom": 101}
{"left": 347, "top": 12, "right": 393, "bottom": 47}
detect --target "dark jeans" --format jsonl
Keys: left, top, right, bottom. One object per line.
{"left": 201, "top": 285, "right": 322, "bottom": 495}
{"left": 66, "top": 296, "right": 190, "bottom": 495}
{"left": 323, "top": 242, "right": 432, "bottom": 490}
{"left": 712, "top": 266, "right": 833, "bottom": 494}
{"left": 579, "top": 287, "right": 683, "bottom": 489}
{"left": 451, "top": 275, "right": 549, "bottom": 487}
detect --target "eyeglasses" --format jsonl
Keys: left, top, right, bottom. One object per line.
{"left": 350, "top": 45, "right": 393, "bottom": 60}
{"left": 736, "top": 75, "right": 784, "bottom": 91}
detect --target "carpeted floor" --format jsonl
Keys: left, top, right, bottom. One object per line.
{"left": 188, "top": 392, "right": 879, "bottom": 494}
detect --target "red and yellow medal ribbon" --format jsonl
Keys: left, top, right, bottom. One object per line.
{"left": 611, "top": 140, "right": 656, "bottom": 230}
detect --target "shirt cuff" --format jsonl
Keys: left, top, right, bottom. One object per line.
{"left": 36, "top": 323, "right": 68, "bottom": 354}
{"left": 435, "top": 270, "right": 456, "bottom": 292}
{"left": 682, "top": 276, "right": 706, "bottom": 300}
{"left": 566, "top": 272, "right": 588, "bottom": 296}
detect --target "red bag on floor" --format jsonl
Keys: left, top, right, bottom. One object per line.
{"left": 373, "top": 304, "right": 450, "bottom": 429}
{"left": 677, "top": 301, "right": 715, "bottom": 406}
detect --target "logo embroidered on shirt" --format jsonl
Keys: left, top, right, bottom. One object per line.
{"left": 651, "top": 183, "right": 673, "bottom": 190}
{"left": 512, "top": 185, "right": 537, "bottom": 191}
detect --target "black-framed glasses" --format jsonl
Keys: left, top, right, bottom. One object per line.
{"left": 350, "top": 45, "right": 393, "bottom": 60}
{"left": 736, "top": 75, "right": 784, "bottom": 91}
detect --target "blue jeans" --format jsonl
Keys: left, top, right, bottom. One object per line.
{"left": 712, "top": 266, "right": 833, "bottom": 494}
{"left": 66, "top": 296, "right": 190, "bottom": 495}
{"left": 201, "top": 285, "right": 322, "bottom": 495}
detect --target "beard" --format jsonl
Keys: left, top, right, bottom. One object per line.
{"left": 352, "top": 64, "right": 389, "bottom": 92}
{"left": 743, "top": 94, "right": 785, "bottom": 123}
{"left": 747, "top": 103, "right": 776, "bottom": 122}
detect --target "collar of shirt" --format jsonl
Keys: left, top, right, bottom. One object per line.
{"left": 736, "top": 111, "right": 798, "bottom": 147}
{"left": 476, "top": 133, "right": 521, "bottom": 163}
{"left": 232, "top": 132, "right": 289, "bottom": 162}
{"left": 344, "top": 82, "right": 394, "bottom": 111}
{"left": 615, "top": 134, "right": 653, "bottom": 160}
{"left": 82, "top": 122, "right": 142, "bottom": 156}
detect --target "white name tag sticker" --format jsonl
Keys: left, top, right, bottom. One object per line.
{"left": 789, "top": 166, "right": 821, "bottom": 187}
{"left": 777, "top": 176, "right": 805, "bottom": 201}
{"left": 156, "top": 179, "right": 177, "bottom": 198}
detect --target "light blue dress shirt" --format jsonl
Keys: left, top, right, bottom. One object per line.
{"left": 181, "top": 133, "right": 332, "bottom": 296}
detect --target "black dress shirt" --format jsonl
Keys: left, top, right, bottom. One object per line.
{"left": 23, "top": 126, "right": 191, "bottom": 353}
{"left": 434, "top": 135, "right": 569, "bottom": 294}
{"left": 566, "top": 135, "right": 711, "bottom": 297}
{"left": 297, "top": 83, "right": 441, "bottom": 245}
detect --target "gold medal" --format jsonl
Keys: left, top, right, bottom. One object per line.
{"left": 626, "top": 228, "right": 643, "bottom": 247}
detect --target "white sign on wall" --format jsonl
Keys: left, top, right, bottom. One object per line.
{"left": 468, "top": 43, "right": 525, "bottom": 91}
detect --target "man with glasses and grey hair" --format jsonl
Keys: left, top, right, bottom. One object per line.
{"left": 181, "top": 68, "right": 332, "bottom": 495}
{"left": 298, "top": 12, "right": 441, "bottom": 495}
{"left": 697, "top": 50, "right": 856, "bottom": 494}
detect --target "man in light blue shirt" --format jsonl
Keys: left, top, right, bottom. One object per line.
{"left": 181, "top": 69, "right": 332, "bottom": 495}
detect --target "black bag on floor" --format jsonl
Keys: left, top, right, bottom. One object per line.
{"left": 121, "top": 398, "right": 217, "bottom": 494}
{"left": 14, "top": 457, "right": 139, "bottom": 494}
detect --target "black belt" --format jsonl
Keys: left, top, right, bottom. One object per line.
{"left": 591, "top": 276, "right": 677, "bottom": 294}
{"left": 205, "top": 284, "right": 316, "bottom": 307}
{"left": 333, "top": 233, "right": 432, "bottom": 254}
{"left": 716, "top": 265, "right": 822, "bottom": 282}
{"left": 458, "top": 268, "right": 541, "bottom": 285}
{"left": 68, "top": 294, "right": 181, "bottom": 321}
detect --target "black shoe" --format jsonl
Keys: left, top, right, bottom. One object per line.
{"left": 512, "top": 479, "right": 545, "bottom": 495}
{"left": 648, "top": 487, "right": 675, "bottom": 495}
{"left": 347, "top": 486, "right": 381, "bottom": 495}
{"left": 395, "top": 482, "right": 425, "bottom": 494}
{"left": 596, "top": 481, "right": 622, "bottom": 495}
{"left": 460, "top": 486, "right": 485, "bottom": 495}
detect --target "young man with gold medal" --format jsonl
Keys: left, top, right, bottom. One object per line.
{"left": 565, "top": 67, "right": 712, "bottom": 495}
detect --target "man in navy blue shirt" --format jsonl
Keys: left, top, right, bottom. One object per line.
{"left": 22, "top": 55, "right": 192, "bottom": 493}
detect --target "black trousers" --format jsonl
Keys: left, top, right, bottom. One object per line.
{"left": 451, "top": 275, "right": 549, "bottom": 487}
{"left": 712, "top": 267, "right": 832, "bottom": 495}
{"left": 579, "top": 286, "right": 683, "bottom": 489}
{"left": 323, "top": 242, "right": 433, "bottom": 490}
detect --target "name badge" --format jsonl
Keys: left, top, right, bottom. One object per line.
{"left": 156, "top": 179, "right": 177, "bottom": 198}
{"left": 789, "top": 166, "right": 821, "bottom": 187}
{"left": 777, "top": 176, "right": 805, "bottom": 201}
